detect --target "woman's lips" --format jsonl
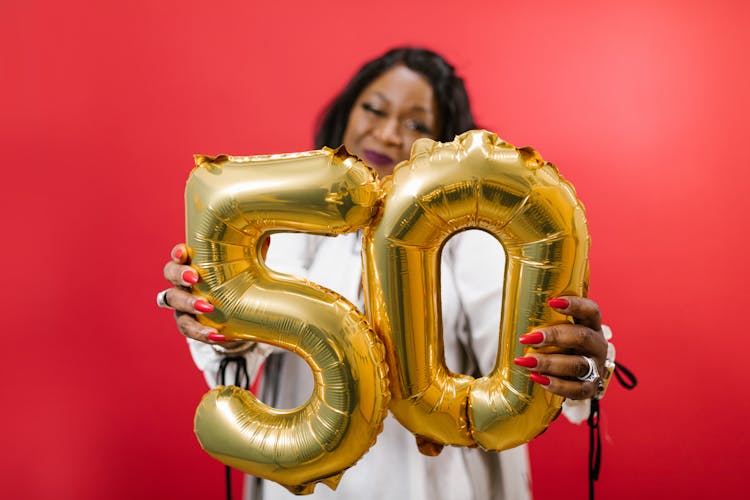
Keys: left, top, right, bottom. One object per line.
{"left": 363, "top": 149, "right": 394, "bottom": 167}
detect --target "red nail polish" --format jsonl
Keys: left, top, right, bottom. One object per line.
{"left": 194, "top": 300, "right": 214, "bottom": 313}
{"left": 182, "top": 270, "right": 199, "bottom": 284}
{"left": 173, "top": 247, "right": 183, "bottom": 260}
{"left": 514, "top": 356, "right": 538, "bottom": 368}
{"left": 548, "top": 298, "right": 570, "bottom": 309}
{"left": 530, "top": 373, "right": 551, "bottom": 386}
{"left": 207, "top": 332, "right": 225, "bottom": 342}
{"left": 519, "top": 332, "right": 544, "bottom": 345}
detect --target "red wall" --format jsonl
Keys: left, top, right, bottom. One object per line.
{"left": 2, "top": 0, "right": 748, "bottom": 498}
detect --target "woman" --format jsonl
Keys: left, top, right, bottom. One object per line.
{"left": 159, "top": 47, "right": 611, "bottom": 499}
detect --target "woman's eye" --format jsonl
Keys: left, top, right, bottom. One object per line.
{"left": 404, "top": 119, "right": 432, "bottom": 135}
{"left": 362, "top": 103, "right": 385, "bottom": 116}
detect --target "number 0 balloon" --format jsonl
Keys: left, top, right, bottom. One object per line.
{"left": 363, "top": 130, "right": 590, "bottom": 453}
{"left": 184, "top": 130, "right": 590, "bottom": 493}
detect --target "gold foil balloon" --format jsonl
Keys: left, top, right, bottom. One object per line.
{"left": 184, "top": 131, "right": 590, "bottom": 490}
{"left": 362, "top": 130, "right": 590, "bottom": 453}
{"left": 185, "top": 149, "right": 390, "bottom": 494}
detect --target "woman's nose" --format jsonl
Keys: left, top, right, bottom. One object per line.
{"left": 373, "top": 118, "right": 403, "bottom": 147}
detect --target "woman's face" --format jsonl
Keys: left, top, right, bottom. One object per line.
{"left": 342, "top": 65, "right": 439, "bottom": 177}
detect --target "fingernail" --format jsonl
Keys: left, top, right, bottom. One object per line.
{"left": 548, "top": 298, "right": 570, "bottom": 309}
{"left": 207, "top": 332, "right": 226, "bottom": 342}
{"left": 194, "top": 300, "right": 214, "bottom": 313}
{"left": 519, "top": 331, "right": 545, "bottom": 345}
{"left": 514, "top": 356, "right": 538, "bottom": 368}
{"left": 172, "top": 247, "right": 183, "bottom": 260}
{"left": 182, "top": 269, "right": 199, "bottom": 284}
{"left": 530, "top": 373, "right": 551, "bottom": 386}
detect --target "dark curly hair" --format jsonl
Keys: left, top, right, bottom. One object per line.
{"left": 314, "top": 47, "right": 476, "bottom": 149}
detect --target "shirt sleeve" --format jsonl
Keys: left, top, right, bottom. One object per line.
{"left": 187, "top": 338, "right": 271, "bottom": 389}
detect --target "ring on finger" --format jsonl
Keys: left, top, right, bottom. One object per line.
{"left": 156, "top": 289, "right": 173, "bottom": 309}
{"left": 577, "top": 355, "right": 599, "bottom": 382}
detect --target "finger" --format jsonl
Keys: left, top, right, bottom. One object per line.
{"left": 175, "top": 311, "right": 220, "bottom": 342}
{"left": 515, "top": 353, "right": 594, "bottom": 380}
{"left": 548, "top": 296, "right": 601, "bottom": 331}
{"left": 164, "top": 287, "right": 215, "bottom": 314}
{"left": 163, "top": 261, "right": 201, "bottom": 287}
{"left": 521, "top": 323, "right": 607, "bottom": 359}
{"left": 528, "top": 373, "right": 598, "bottom": 400}
{"left": 174, "top": 311, "right": 245, "bottom": 348}
{"left": 171, "top": 243, "right": 189, "bottom": 264}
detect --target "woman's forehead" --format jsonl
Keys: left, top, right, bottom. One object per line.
{"left": 359, "top": 65, "right": 435, "bottom": 111}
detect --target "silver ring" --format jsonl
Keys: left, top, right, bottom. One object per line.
{"left": 156, "top": 289, "right": 173, "bottom": 309}
{"left": 577, "top": 356, "right": 599, "bottom": 383}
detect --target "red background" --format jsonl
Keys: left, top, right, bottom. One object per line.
{"left": 2, "top": 0, "right": 748, "bottom": 498}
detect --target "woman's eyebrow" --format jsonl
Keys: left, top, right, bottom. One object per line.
{"left": 372, "top": 91, "right": 434, "bottom": 116}
{"left": 409, "top": 105, "right": 433, "bottom": 114}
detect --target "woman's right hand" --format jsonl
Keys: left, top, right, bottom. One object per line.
{"left": 161, "top": 243, "right": 232, "bottom": 345}
{"left": 161, "top": 240, "right": 270, "bottom": 347}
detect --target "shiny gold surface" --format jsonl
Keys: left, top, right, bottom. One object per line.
{"left": 362, "top": 130, "right": 590, "bottom": 452}
{"left": 185, "top": 148, "right": 390, "bottom": 494}
{"left": 184, "top": 131, "right": 591, "bottom": 490}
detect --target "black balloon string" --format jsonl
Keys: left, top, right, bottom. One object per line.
{"left": 588, "top": 361, "right": 638, "bottom": 500}
{"left": 217, "top": 356, "right": 251, "bottom": 500}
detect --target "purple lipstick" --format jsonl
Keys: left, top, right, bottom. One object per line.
{"left": 363, "top": 149, "right": 393, "bottom": 167}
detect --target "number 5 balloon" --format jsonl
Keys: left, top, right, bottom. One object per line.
{"left": 185, "top": 148, "right": 389, "bottom": 494}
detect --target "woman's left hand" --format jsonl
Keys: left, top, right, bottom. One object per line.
{"left": 514, "top": 296, "right": 609, "bottom": 400}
